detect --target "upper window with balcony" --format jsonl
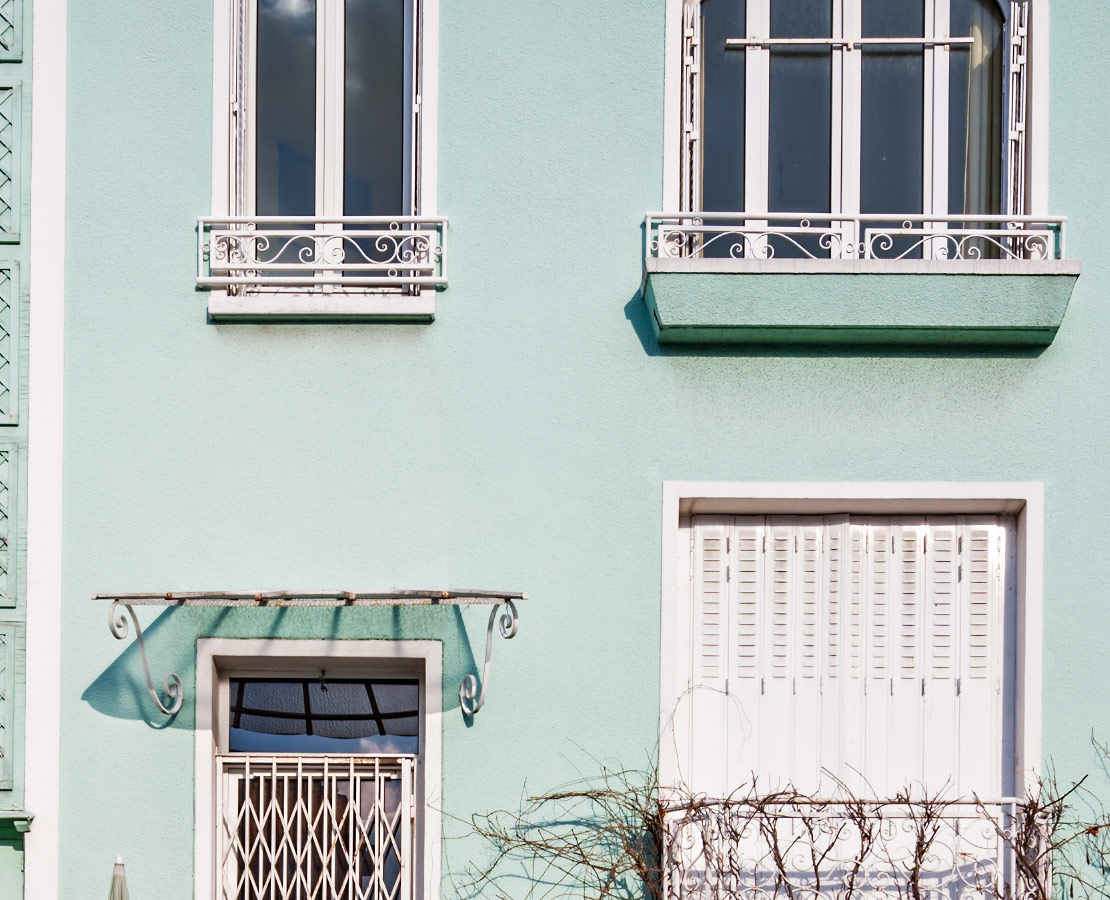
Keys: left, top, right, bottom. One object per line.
{"left": 201, "top": 0, "right": 445, "bottom": 319}
{"left": 666, "top": 0, "right": 1057, "bottom": 261}
{"left": 644, "top": 0, "right": 1079, "bottom": 348}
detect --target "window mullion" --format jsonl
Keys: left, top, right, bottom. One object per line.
{"left": 321, "top": 0, "right": 345, "bottom": 218}
{"left": 841, "top": 0, "right": 862, "bottom": 255}
{"left": 830, "top": 0, "right": 847, "bottom": 257}
{"left": 315, "top": 0, "right": 328, "bottom": 219}
{"left": 927, "top": 0, "right": 950, "bottom": 255}
{"left": 744, "top": 0, "right": 769, "bottom": 255}
{"left": 242, "top": 0, "right": 256, "bottom": 219}
{"left": 406, "top": 0, "right": 418, "bottom": 216}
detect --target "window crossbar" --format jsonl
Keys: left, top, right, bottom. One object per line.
{"left": 725, "top": 37, "right": 975, "bottom": 49}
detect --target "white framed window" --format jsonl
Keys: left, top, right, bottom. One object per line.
{"left": 659, "top": 483, "right": 1042, "bottom": 795}
{"left": 203, "top": 0, "right": 445, "bottom": 316}
{"left": 656, "top": 0, "right": 1064, "bottom": 263}
{"left": 658, "top": 483, "right": 1045, "bottom": 900}
{"left": 195, "top": 640, "right": 443, "bottom": 900}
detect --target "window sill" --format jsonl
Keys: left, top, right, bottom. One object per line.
{"left": 207, "top": 290, "right": 436, "bottom": 323}
{"left": 642, "top": 257, "right": 1081, "bottom": 348}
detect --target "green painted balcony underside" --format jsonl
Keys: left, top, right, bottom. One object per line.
{"left": 642, "top": 259, "right": 1081, "bottom": 347}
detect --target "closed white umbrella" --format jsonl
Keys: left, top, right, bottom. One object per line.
{"left": 108, "top": 856, "right": 129, "bottom": 900}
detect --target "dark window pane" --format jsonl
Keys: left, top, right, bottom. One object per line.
{"left": 229, "top": 678, "right": 420, "bottom": 753}
{"left": 700, "top": 0, "right": 745, "bottom": 214}
{"left": 771, "top": 0, "right": 831, "bottom": 39}
{"left": 256, "top": 0, "right": 317, "bottom": 216}
{"left": 861, "top": 0, "right": 923, "bottom": 257}
{"left": 345, "top": 0, "right": 408, "bottom": 217}
{"left": 948, "top": 0, "right": 1004, "bottom": 218}
{"left": 769, "top": 0, "right": 831, "bottom": 257}
{"left": 862, "top": 0, "right": 923, "bottom": 38}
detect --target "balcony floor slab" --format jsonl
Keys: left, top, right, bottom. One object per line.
{"left": 643, "top": 259, "right": 1081, "bottom": 348}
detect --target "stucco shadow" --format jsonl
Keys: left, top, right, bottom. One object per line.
{"left": 623, "top": 293, "right": 1048, "bottom": 359}
{"left": 81, "top": 606, "right": 218, "bottom": 729}
{"left": 82, "top": 603, "right": 490, "bottom": 727}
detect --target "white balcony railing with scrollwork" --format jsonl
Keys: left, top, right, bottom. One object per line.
{"left": 197, "top": 216, "right": 447, "bottom": 290}
{"left": 664, "top": 798, "right": 1046, "bottom": 900}
{"left": 646, "top": 213, "right": 1067, "bottom": 263}
{"left": 217, "top": 754, "right": 415, "bottom": 900}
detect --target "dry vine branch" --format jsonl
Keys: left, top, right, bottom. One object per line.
{"left": 463, "top": 760, "right": 1110, "bottom": 900}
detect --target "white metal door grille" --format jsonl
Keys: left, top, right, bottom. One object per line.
{"left": 217, "top": 755, "right": 415, "bottom": 900}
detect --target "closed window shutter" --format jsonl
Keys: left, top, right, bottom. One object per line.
{"left": 681, "top": 515, "right": 1012, "bottom": 801}
{"left": 689, "top": 517, "right": 731, "bottom": 797}
{"left": 956, "top": 516, "right": 1009, "bottom": 796}
{"left": 922, "top": 517, "right": 960, "bottom": 790}
{"left": 727, "top": 517, "right": 764, "bottom": 791}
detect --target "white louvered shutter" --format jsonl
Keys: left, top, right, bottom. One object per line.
{"left": 726, "top": 517, "right": 764, "bottom": 791}
{"left": 923, "top": 517, "right": 960, "bottom": 790}
{"left": 818, "top": 516, "right": 849, "bottom": 796}
{"left": 887, "top": 520, "right": 926, "bottom": 794}
{"left": 758, "top": 517, "right": 797, "bottom": 790}
{"left": 681, "top": 515, "right": 1012, "bottom": 802}
{"left": 689, "top": 517, "right": 731, "bottom": 797}
{"left": 956, "top": 516, "right": 1009, "bottom": 796}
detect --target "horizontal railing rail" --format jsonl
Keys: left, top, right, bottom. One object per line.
{"left": 646, "top": 212, "right": 1068, "bottom": 262}
{"left": 217, "top": 754, "right": 416, "bottom": 900}
{"left": 663, "top": 796, "right": 1047, "bottom": 900}
{"left": 198, "top": 216, "right": 448, "bottom": 290}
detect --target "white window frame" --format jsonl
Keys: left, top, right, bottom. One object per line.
{"left": 194, "top": 639, "right": 443, "bottom": 900}
{"left": 658, "top": 481, "right": 1043, "bottom": 797}
{"left": 208, "top": 0, "right": 442, "bottom": 317}
{"left": 661, "top": 0, "right": 1051, "bottom": 257}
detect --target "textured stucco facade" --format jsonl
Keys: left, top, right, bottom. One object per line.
{"left": 43, "top": 0, "right": 1110, "bottom": 897}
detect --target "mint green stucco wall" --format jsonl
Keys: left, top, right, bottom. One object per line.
{"left": 59, "top": 1, "right": 1110, "bottom": 898}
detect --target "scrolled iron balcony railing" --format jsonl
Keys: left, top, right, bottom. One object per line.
{"left": 646, "top": 213, "right": 1068, "bottom": 263}
{"left": 217, "top": 754, "right": 415, "bottom": 900}
{"left": 197, "top": 216, "right": 448, "bottom": 291}
{"left": 663, "top": 797, "right": 1048, "bottom": 900}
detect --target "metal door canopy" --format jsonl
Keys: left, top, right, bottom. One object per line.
{"left": 98, "top": 590, "right": 524, "bottom": 717}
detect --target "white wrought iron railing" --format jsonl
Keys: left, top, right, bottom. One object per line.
{"left": 217, "top": 754, "right": 415, "bottom": 900}
{"left": 646, "top": 213, "right": 1068, "bottom": 263}
{"left": 663, "top": 798, "right": 1046, "bottom": 900}
{"left": 197, "top": 217, "right": 448, "bottom": 290}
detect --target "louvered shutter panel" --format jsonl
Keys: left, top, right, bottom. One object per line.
{"left": 862, "top": 521, "right": 893, "bottom": 794}
{"left": 759, "top": 517, "right": 797, "bottom": 790}
{"left": 888, "top": 521, "right": 926, "bottom": 792}
{"left": 790, "top": 520, "right": 824, "bottom": 794}
{"left": 727, "top": 517, "right": 764, "bottom": 791}
{"left": 818, "top": 516, "right": 849, "bottom": 796}
{"left": 839, "top": 519, "right": 868, "bottom": 794}
{"left": 957, "top": 516, "right": 1006, "bottom": 796}
{"left": 923, "top": 517, "right": 960, "bottom": 790}
{"left": 690, "top": 517, "right": 731, "bottom": 797}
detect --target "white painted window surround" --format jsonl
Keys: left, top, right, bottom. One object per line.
{"left": 658, "top": 483, "right": 1043, "bottom": 802}
{"left": 195, "top": 639, "right": 443, "bottom": 900}
{"left": 207, "top": 0, "right": 442, "bottom": 318}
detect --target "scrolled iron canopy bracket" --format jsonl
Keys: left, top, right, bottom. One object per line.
{"left": 98, "top": 590, "right": 525, "bottom": 718}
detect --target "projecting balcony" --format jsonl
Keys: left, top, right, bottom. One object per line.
{"left": 642, "top": 213, "right": 1080, "bottom": 348}
{"left": 197, "top": 216, "right": 448, "bottom": 321}
{"left": 664, "top": 797, "right": 1047, "bottom": 900}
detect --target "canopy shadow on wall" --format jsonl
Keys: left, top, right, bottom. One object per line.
{"left": 85, "top": 591, "right": 523, "bottom": 727}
